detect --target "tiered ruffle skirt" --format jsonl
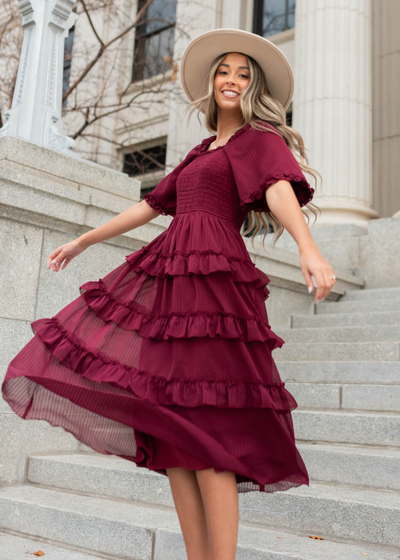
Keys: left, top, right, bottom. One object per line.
{"left": 2, "top": 211, "right": 309, "bottom": 493}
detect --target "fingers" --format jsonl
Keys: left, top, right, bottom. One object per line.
{"left": 47, "top": 248, "right": 61, "bottom": 269}
{"left": 300, "top": 251, "right": 336, "bottom": 303}
{"left": 50, "top": 258, "right": 61, "bottom": 272}
{"left": 60, "top": 258, "right": 71, "bottom": 270}
{"left": 48, "top": 240, "right": 84, "bottom": 271}
{"left": 302, "top": 267, "right": 315, "bottom": 294}
{"left": 314, "top": 268, "right": 336, "bottom": 303}
{"left": 49, "top": 250, "right": 66, "bottom": 272}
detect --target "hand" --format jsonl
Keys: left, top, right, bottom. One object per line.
{"left": 299, "top": 247, "right": 336, "bottom": 303}
{"left": 47, "top": 239, "right": 87, "bottom": 272}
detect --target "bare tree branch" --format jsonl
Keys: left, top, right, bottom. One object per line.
{"left": 0, "top": 0, "right": 194, "bottom": 169}
{"left": 80, "top": 0, "right": 104, "bottom": 46}
{"left": 62, "top": 0, "right": 157, "bottom": 102}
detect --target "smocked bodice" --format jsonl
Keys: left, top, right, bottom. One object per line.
{"left": 175, "top": 148, "right": 247, "bottom": 229}
{"left": 143, "top": 121, "right": 314, "bottom": 228}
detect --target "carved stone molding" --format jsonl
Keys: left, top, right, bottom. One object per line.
{"left": 53, "top": 0, "right": 76, "bottom": 22}
{"left": 0, "top": 0, "right": 78, "bottom": 154}
{"left": 45, "top": 27, "right": 58, "bottom": 109}
{"left": 18, "top": 0, "right": 34, "bottom": 20}
{"left": 16, "top": 25, "right": 33, "bottom": 106}
{"left": 48, "top": 115, "right": 76, "bottom": 151}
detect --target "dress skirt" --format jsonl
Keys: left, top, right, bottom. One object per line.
{"left": 2, "top": 214, "right": 310, "bottom": 493}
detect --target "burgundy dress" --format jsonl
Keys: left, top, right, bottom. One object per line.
{"left": 2, "top": 121, "right": 315, "bottom": 493}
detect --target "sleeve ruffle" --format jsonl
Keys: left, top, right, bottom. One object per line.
{"left": 224, "top": 121, "right": 315, "bottom": 214}
{"left": 143, "top": 145, "right": 201, "bottom": 217}
{"left": 144, "top": 192, "right": 174, "bottom": 216}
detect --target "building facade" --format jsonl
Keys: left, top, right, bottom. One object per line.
{"left": 59, "top": 0, "right": 400, "bottom": 229}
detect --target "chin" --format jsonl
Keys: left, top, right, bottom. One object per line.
{"left": 217, "top": 99, "right": 240, "bottom": 110}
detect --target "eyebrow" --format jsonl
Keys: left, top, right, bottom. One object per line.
{"left": 219, "top": 63, "right": 250, "bottom": 70}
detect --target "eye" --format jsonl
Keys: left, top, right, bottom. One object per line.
{"left": 218, "top": 71, "right": 249, "bottom": 79}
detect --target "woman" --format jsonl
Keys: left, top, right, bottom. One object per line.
{"left": 2, "top": 29, "right": 335, "bottom": 560}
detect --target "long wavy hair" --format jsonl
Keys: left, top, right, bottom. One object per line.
{"left": 183, "top": 52, "right": 322, "bottom": 249}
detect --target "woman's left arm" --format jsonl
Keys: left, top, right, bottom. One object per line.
{"left": 265, "top": 180, "right": 336, "bottom": 303}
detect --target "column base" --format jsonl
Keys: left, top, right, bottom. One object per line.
{"left": 305, "top": 197, "right": 379, "bottom": 229}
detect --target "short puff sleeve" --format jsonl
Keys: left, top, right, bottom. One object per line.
{"left": 224, "top": 122, "right": 315, "bottom": 214}
{"left": 144, "top": 145, "right": 200, "bottom": 216}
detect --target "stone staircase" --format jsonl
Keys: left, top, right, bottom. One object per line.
{"left": 1, "top": 286, "right": 400, "bottom": 559}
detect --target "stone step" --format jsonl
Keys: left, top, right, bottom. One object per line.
{"left": 291, "top": 309, "right": 400, "bottom": 328}
{"left": 286, "top": 382, "right": 400, "bottom": 412}
{"left": 239, "top": 480, "right": 400, "bottom": 548}
{"left": 277, "top": 360, "right": 400, "bottom": 384}
{"left": 0, "top": 531, "right": 106, "bottom": 560}
{"left": 274, "top": 341, "right": 399, "bottom": 361}
{"left": 28, "top": 444, "right": 400, "bottom": 504}
{"left": 28, "top": 452, "right": 177, "bottom": 509}
{"left": 342, "top": 287, "right": 400, "bottom": 301}
{"left": 316, "top": 298, "right": 400, "bottom": 314}
{"left": 293, "top": 409, "right": 400, "bottom": 446}
{"left": 231, "top": 524, "right": 399, "bottom": 560}
{"left": 275, "top": 324, "right": 400, "bottom": 343}
{"left": 0, "top": 484, "right": 180, "bottom": 559}
{"left": 297, "top": 442, "right": 400, "bottom": 492}
{"left": 0, "top": 486, "right": 396, "bottom": 560}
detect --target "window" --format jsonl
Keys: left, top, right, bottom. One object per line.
{"left": 123, "top": 142, "right": 167, "bottom": 197}
{"left": 253, "top": 0, "right": 296, "bottom": 38}
{"left": 132, "top": 0, "right": 177, "bottom": 82}
{"left": 62, "top": 25, "right": 75, "bottom": 105}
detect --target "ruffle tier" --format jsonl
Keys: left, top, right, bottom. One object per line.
{"left": 30, "top": 315, "right": 295, "bottom": 410}
{"left": 125, "top": 247, "right": 271, "bottom": 301}
{"left": 79, "top": 278, "right": 283, "bottom": 346}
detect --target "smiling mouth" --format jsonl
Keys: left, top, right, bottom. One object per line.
{"left": 221, "top": 90, "right": 239, "bottom": 98}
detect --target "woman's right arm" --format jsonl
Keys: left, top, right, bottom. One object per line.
{"left": 47, "top": 199, "right": 160, "bottom": 272}
{"left": 75, "top": 199, "right": 160, "bottom": 249}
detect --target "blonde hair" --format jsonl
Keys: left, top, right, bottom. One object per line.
{"left": 184, "top": 52, "right": 322, "bottom": 249}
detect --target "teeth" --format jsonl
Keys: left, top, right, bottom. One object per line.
{"left": 222, "top": 91, "right": 238, "bottom": 97}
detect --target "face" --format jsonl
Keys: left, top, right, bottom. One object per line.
{"left": 213, "top": 52, "right": 250, "bottom": 112}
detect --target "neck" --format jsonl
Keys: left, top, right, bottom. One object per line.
{"left": 214, "top": 109, "right": 244, "bottom": 141}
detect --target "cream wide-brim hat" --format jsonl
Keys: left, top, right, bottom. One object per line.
{"left": 180, "top": 28, "right": 294, "bottom": 113}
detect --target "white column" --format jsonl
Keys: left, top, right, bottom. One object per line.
{"left": 293, "top": 0, "right": 379, "bottom": 227}
{"left": 0, "top": 0, "right": 78, "bottom": 152}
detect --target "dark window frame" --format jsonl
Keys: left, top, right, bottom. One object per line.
{"left": 253, "top": 0, "right": 296, "bottom": 38}
{"left": 123, "top": 142, "right": 167, "bottom": 177}
{"left": 123, "top": 141, "right": 168, "bottom": 199}
{"left": 132, "top": 0, "right": 177, "bottom": 83}
{"left": 62, "top": 25, "right": 75, "bottom": 106}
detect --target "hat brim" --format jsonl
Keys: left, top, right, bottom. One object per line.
{"left": 180, "top": 28, "right": 294, "bottom": 113}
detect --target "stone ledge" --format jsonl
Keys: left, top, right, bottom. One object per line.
{"left": 0, "top": 136, "right": 141, "bottom": 201}
{"left": 246, "top": 236, "right": 363, "bottom": 299}
{"left": 0, "top": 166, "right": 171, "bottom": 249}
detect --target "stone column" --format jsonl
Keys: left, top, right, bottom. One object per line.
{"left": 292, "top": 0, "right": 379, "bottom": 227}
{"left": 0, "top": 0, "right": 78, "bottom": 153}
